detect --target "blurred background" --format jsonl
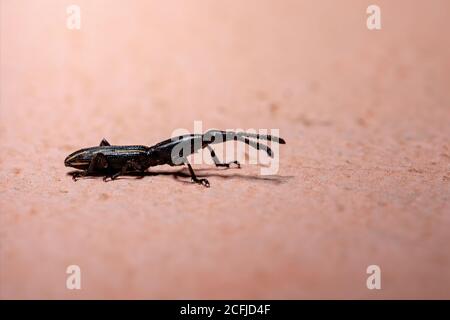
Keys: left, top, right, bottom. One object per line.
{"left": 1, "top": 0, "right": 449, "bottom": 298}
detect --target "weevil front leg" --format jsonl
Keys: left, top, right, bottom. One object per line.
{"left": 206, "top": 145, "right": 240, "bottom": 169}
{"left": 73, "top": 153, "right": 108, "bottom": 181}
{"left": 183, "top": 158, "right": 210, "bottom": 188}
{"left": 71, "top": 171, "right": 85, "bottom": 181}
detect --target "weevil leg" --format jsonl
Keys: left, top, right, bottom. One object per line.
{"left": 206, "top": 145, "right": 240, "bottom": 169}
{"left": 99, "top": 138, "right": 111, "bottom": 146}
{"left": 72, "top": 171, "right": 85, "bottom": 181}
{"left": 104, "top": 160, "right": 143, "bottom": 181}
{"left": 73, "top": 153, "right": 108, "bottom": 181}
{"left": 183, "top": 158, "right": 210, "bottom": 188}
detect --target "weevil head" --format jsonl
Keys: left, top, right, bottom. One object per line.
{"left": 64, "top": 149, "right": 91, "bottom": 170}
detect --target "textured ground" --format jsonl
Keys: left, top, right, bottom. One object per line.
{"left": 1, "top": 0, "right": 449, "bottom": 299}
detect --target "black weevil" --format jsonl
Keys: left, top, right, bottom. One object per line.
{"left": 64, "top": 130, "right": 286, "bottom": 187}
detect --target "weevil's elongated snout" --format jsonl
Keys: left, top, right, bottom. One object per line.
{"left": 64, "top": 150, "right": 91, "bottom": 169}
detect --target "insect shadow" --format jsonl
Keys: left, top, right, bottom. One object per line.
{"left": 67, "top": 168, "right": 292, "bottom": 185}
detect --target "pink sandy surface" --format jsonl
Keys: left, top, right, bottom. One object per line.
{"left": 1, "top": 0, "right": 449, "bottom": 299}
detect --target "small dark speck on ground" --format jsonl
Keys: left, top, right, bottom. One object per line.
{"left": 99, "top": 193, "right": 110, "bottom": 200}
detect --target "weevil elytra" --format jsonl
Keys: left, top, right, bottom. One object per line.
{"left": 64, "top": 130, "right": 286, "bottom": 187}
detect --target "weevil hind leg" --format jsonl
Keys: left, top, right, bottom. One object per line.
{"left": 237, "top": 136, "right": 274, "bottom": 158}
{"left": 206, "top": 145, "right": 240, "bottom": 169}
